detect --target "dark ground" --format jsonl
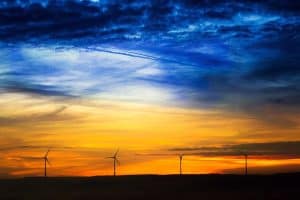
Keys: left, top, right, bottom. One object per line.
{"left": 0, "top": 173, "right": 299, "bottom": 200}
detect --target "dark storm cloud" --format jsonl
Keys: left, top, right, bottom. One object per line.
{"left": 169, "top": 141, "right": 300, "bottom": 157}
{"left": 248, "top": 62, "right": 300, "bottom": 81}
{"left": 0, "top": 0, "right": 298, "bottom": 42}
{"left": 264, "top": 0, "right": 300, "bottom": 13}
{"left": 202, "top": 29, "right": 300, "bottom": 112}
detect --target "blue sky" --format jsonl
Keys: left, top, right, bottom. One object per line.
{"left": 0, "top": 0, "right": 300, "bottom": 123}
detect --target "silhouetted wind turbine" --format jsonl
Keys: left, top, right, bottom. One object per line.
{"left": 106, "top": 149, "right": 120, "bottom": 176}
{"left": 43, "top": 149, "right": 51, "bottom": 177}
{"left": 238, "top": 150, "right": 248, "bottom": 176}
{"left": 179, "top": 154, "right": 184, "bottom": 175}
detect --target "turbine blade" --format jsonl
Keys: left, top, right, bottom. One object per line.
{"left": 116, "top": 159, "right": 121, "bottom": 166}
{"left": 105, "top": 157, "right": 114, "bottom": 159}
{"left": 46, "top": 158, "right": 51, "bottom": 166}
{"left": 45, "top": 149, "right": 50, "bottom": 157}
{"left": 114, "top": 149, "right": 119, "bottom": 157}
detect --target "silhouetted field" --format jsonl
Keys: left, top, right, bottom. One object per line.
{"left": 0, "top": 173, "right": 299, "bottom": 200}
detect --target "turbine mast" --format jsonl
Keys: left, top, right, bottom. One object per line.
{"left": 179, "top": 154, "right": 183, "bottom": 175}
{"left": 245, "top": 154, "right": 248, "bottom": 176}
{"left": 44, "top": 157, "right": 47, "bottom": 177}
{"left": 113, "top": 157, "right": 116, "bottom": 176}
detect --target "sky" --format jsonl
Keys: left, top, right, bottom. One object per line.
{"left": 0, "top": 0, "right": 300, "bottom": 177}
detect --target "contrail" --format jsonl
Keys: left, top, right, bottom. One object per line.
{"left": 84, "top": 47, "right": 205, "bottom": 70}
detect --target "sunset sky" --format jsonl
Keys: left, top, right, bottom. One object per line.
{"left": 0, "top": 0, "right": 300, "bottom": 178}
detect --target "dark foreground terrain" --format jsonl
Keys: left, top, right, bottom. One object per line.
{"left": 0, "top": 174, "right": 299, "bottom": 200}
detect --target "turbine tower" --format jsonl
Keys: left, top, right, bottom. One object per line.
{"left": 106, "top": 149, "right": 120, "bottom": 176}
{"left": 179, "top": 154, "right": 184, "bottom": 175}
{"left": 244, "top": 153, "right": 248, "bottom": 176}
{"left": 43, "top": 149, "right": 51, "bottom": 177}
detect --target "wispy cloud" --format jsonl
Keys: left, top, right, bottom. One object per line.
{"left": 169, "top": 141, "right": 300, "bottom": 157}
{"left": 0, "top": 105, "right": 74, "bottom": 126}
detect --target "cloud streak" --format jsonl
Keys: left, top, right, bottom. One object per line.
{"left": 169, "top": 141, "right": 300, "bottom": 157}
{"left": 0, "top": 105, "right": 73, "bottom": 126}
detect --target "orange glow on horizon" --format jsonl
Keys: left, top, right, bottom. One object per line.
{"left": 0, "top": 93, "right": 300, "bottom": 177}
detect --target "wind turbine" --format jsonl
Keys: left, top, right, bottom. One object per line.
{"left": 179, "top": 154, "right": 184, "bottom": 175}
{"left": 238, "top": 150, "right": 248, "bottom": 176}
{"left": 43, "top": 149, "right": 51, "bottom": 177}
{"left": 106, "top": 149, "right": 120, "bottom": 176}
